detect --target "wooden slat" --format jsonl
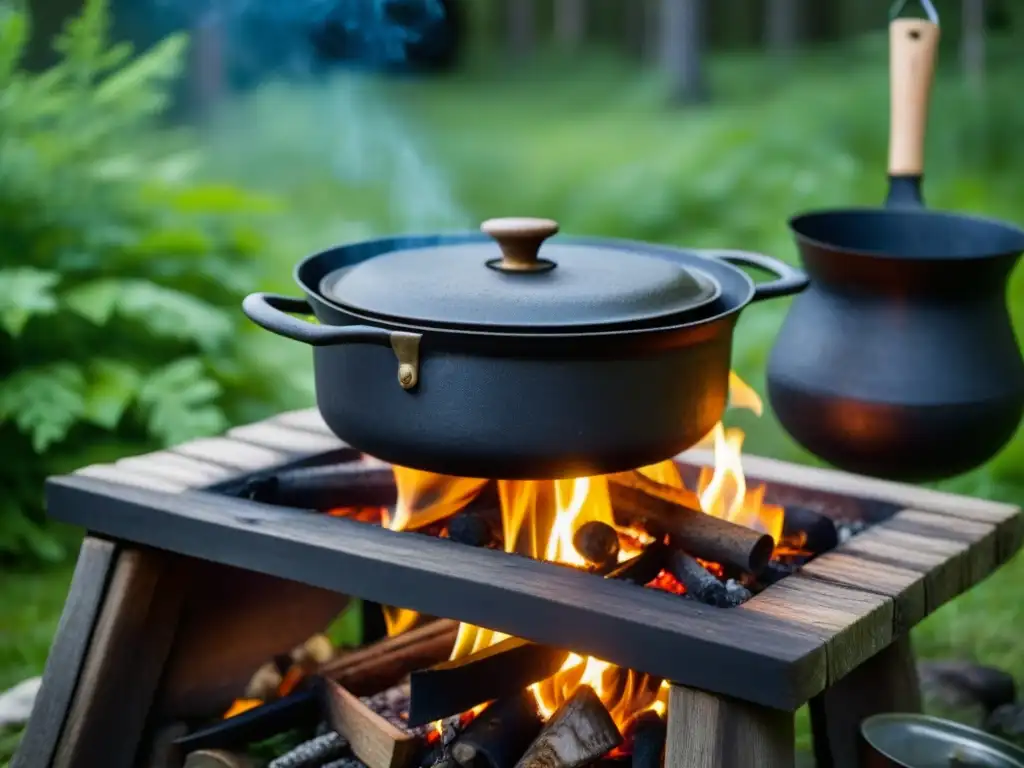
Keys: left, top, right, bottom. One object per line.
{"left": 47, "top": 474, "right": 826, "bottom": 711}
{"left": 12, "top": 538, "right": 117, "bottom": 768}
{"left": 73, "top": 463, "right": 191, "bottom": 494}
{"left": 272, "top": 408, "right": 334, "bottom": 437}
{"left": 116, "top": 452, "right": 238, "bottom": 489}
{"left": 172, "top": 437, "right": 289, "bottom": 473}
{"left": 227, "top": 421, "right": 343, "bottom": 456}
{"left": 53, "top": 547, "right": 189, "bottom": 768}
{"left": 800, "top": 552, "right": 925, "bottom": 634}
{"left": 678, "top": 448, "right": 1022, "bottom": 530}
{"left": 740, "top": 573, "right": 893, "bottom": 685}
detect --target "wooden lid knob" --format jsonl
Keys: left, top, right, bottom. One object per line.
{"left": 481, "top": 217, "right": 560, "bottom": 273}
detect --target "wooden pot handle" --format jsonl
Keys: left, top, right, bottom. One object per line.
{"left": 888, "top": 17, "right": 941, "bottom": 177}
{"left": 481, "top": 217, "right": 560, "bottom": 273}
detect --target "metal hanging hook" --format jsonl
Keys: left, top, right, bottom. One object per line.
{"left": 890, "top": 0, "right": 940, "bottom": 25}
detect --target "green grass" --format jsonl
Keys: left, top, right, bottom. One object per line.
{"left": 5, "top": 35, "right": 1024, "bottom": 762}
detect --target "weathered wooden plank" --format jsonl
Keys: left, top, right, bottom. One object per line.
{"left": 47, "top": 474, "right": 826, "bottom": 711}
{"left": 12, "top": 538, "right": 117, "bottom": 768}
{"left": 740, "top": 573, "right": 893, "bottom": 685}
{"left": 227, "top": 421, "right": 343, "bottom": 457}
{"left": 116, "top": 452, "right": 237, "bottom": 489}
{"left": 73, "top": 463, "right": 191, "bottom": 494}
{"left": 800, "top": 551, "right": 925, "bottom": 634}
{"left": 838, "top": 512, "right": 993, "bottom": 616}
{"left": 809, "top": 634, "right": 921, "bottom": 768}
{"left": 272, "top": 408, "right": 335, "bottom": 437}
{"left": 665, "top": 685, "right": 795, "bottom": 768}
{"left": 53, "top": 547, "right": 188, "bottom": 768}
{"left": 172, "top": 437, "right": 289, "bottom": 473}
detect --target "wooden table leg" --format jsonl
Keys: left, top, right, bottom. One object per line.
{"left": 809, "top": 633, "right": 922, "bottom": 768}
{"left": 13, "top": 537, "right": 117, "bottom": 768}
{"left": 665, "top": 684, "right": 796, "bottom": 768}
{"left": 51, "top": 545, "right": 191, "bottom": 768}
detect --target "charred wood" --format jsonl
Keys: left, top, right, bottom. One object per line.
{"left": 245, "top": 462, "right": 397, "bottom": 510}
{"left": 408, "top": 638, "right": 570, "bottom": 726}
{"left": 174, "top": 685, "right": 323, "bottom": 754}
{"left": 320, "top": 620, "right": 459, "bottom": 696}
{"left": 268, "top": 731, "right": 349, "bottom": 768}
{"left": 608, "top": 475, "right": 774, "bottom": 575}
{"left": 572, "top": 521, "right": 620, "bottom": 572}
{"left": 781, "top": 506, "right": 838, "bottom": 557}
{"left": 604, "top": 542, "right": 668, "bottom": 585}
{"left": 448, "top": 513, "right": 500, "bottom": 548}
{"left": 325, "top": 680, "right": 422, "bottom": 768}
{"left": 629, "top": 710, "right": 665, "bottom": 768}
{"left": 665, "top": 549, "right": 730, "bottom": 608}
{"left": 513, "top": 686, "right": 621, "bottom": 768}
{"left": 184, "top": 749, "right": 257, "bottom": 768}
{"left": 451, "top": 692, "right": 544, "bottom": 768}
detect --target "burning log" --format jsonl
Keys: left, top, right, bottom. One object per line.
{"left": 268, "top": 731, "right": 349, "bottom": 768}
{"left": 513, "top": 686, "right": 622, "bottom": 768}
{"left": 184, "top": 749, "right": 257, "bottom": 768}
{"left": 607, "top": 474, "right": 774, "bottom": 575}
{"left": 604, "top": 542, "right": 668, "bottom": 585}
{"left": 781, "top": 506, "right": 838, "bottom": 557}
{"left": 320, "top": 619, "right": 459, "bottom": 696}
{"left": 629, "top": 711, "right": 665, "bottom": 768}
{"left": 572, "top": 521, "right": 620, "bottom": 572}
{"left": 325, "top": 680, "right": 422, "bottom": 768}
{"left": 664, "top": 549, "right": 731, "bottom": 608}
{"left": 451, "top": 692, "right": 545, "bottom": 768}
{"left": 408, "top": 638, "right": 570, "bottom": 726}
{"left": 245, "top": 461, "right": 397, "bottom": 510}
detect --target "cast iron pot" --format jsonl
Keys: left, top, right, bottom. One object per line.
{"left": 243, "top": 218, "right": 808, "bottom": 479}
{"left": 767, "top": 8, "right": 1024, "bottom": 483}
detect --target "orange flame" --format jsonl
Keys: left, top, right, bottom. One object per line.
{"left": 337, "top": 371, "right": 780, "bottom": 732}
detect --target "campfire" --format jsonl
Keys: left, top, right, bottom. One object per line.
{"left": 195, "top": 373, "right": 843, "bottom": 768}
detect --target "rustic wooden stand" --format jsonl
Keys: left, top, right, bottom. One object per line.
{"left": 14, "top": 410, "right": 1023, "bottom": 768}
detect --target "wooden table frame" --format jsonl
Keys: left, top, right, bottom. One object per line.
{"left": 14, "top": 409, "right": 1023, "bottom": 768}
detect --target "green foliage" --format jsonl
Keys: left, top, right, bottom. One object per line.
{"left": 0, "top": 0, "right": 302, "bottom": 563}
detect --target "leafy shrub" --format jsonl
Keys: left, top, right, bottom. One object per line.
{"left": 0, "top": 0, "right": 302, "bottom": 562}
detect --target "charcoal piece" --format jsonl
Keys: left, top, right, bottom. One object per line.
{"left": 781, "top": 506, "right": 838, "bottom": 557}
{"left": 245, "top": 462, "right": 397, "bottom": 510}
{"left": 604, "top": 542, "right": 667, "bottom": 585}
{"left": 451, "top": 692, "right": 544, "bottom": 768}
{"left": 175, "top": 686, "right": 323, "bottom": 754}
{"left": 322, "top": 759, "right": 369, "bottom": 768}
{"left": 754, "top": 561, "right": 796, "bottom": 587}
{"left": 448, "top": 513, "right": 499, "bottom": 548}
{"left": 919, "top": 660, "right": 1017, "bottom": 715}
{"left": 630, "top": 710, "right": 666, "bottom": 768}
{"left": 513, "top": 686, "right": 621, "bottom": 768}
{"left": 408, "top": 639, "right": 569, "bottom": 726}
{"left": 572, "top": 522, "right": 620, "bottom": 572}
{"left": 268, "top": 731, "right": 349, "bottom": 768}
{"left": 665, "top": 549, "right": 730, "bottom": 608}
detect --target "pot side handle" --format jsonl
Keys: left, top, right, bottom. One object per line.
{"left": 707, "top": 251, "right": 810, "bottom": 302}
{"left": 242, "top": 293, "right": 422, "bottom": 390}
{"left": 242, "top": 293, "right": 395, "bottom": 347}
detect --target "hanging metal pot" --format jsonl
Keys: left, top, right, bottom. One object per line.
{"left": 766, "top": 1, "right": 1024, "bottom": 482}
{"left": 243, "top": 218, "right": 808, "bottom": 479}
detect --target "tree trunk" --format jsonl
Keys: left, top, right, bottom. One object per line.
{"left": 507, "top": 0, "right": 536, "bottom": 58}
{"left": 765, "top": 0, "right": 802, "bottom": 56}
{"left": 659, "top": 0, "right": 709, "bottom": 104}
{"left": 554, "top": 0, "right": 586, "bottom": 48}
{"left": 962, "top": 0, "right": 986, "bottom": 91}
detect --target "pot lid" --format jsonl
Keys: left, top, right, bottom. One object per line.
{"left": 318, "top": 218, "right": 721, "bottom": 331}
